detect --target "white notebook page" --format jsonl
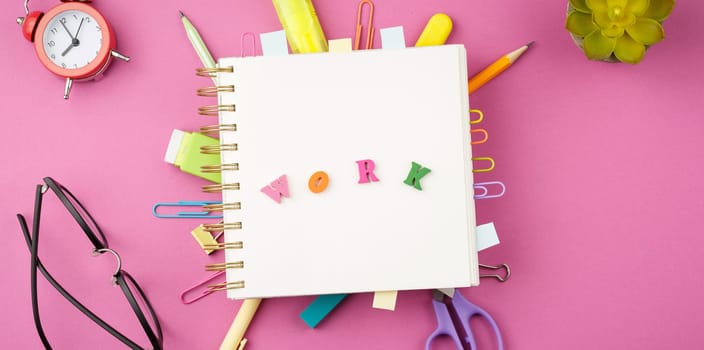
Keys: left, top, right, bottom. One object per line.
{"left": 217, "top": 45, "right": 477, "bottom": 299}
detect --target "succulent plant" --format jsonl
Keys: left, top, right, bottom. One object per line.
{"left": 566, "top": 0, "right": 675, "bottom": 63}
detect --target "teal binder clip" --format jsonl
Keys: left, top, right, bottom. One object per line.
{"left": 152, "top": 201, "right": 223, "bottom": 218}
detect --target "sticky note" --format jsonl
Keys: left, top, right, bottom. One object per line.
{"left": 328, "top": 38, "right": 352, "bottom": 53}
{"left": 260, "top": 30, "right": 289, "bottom": 56}
{"left": 372, "top": 291, "right": 398, "bottom": 311}
{"left": 300, "top": 294, "right": 347, "bottom": 328}
{"left": 476, "top": 222, "right": 500, "bottom": 251}
{"left": 380, "top": 26, "right": 406, "bottom": 49}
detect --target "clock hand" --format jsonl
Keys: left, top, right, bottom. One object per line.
{"left": 61, "top": 18, "right": 84, "bottom": 57}
{"left": 73, "top": 18, "right": 85, "bottom": 41}
{"left": 61, "top": 43, "right": 74, "bottom": 57}
{"left": 60, "top": 21, "right": 75, "bottom": 40}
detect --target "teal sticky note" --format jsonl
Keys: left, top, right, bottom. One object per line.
{"left": 300, "top": 294, "right": 347, "bottom": 328}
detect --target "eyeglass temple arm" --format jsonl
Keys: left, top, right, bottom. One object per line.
{"left": 16, "top": 214, "right": 145, "bottom": 350}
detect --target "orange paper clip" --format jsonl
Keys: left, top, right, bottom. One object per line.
{"left": 471, "top": 129, "right": 488, "bottom": 145}
{"left": 354, "top": 0, "right": 374, "bottom": 50}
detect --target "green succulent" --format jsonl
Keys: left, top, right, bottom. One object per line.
{"left": 566, "top": 0, "right": 675, "bottom": 63}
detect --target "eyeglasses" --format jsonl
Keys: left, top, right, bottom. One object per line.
{"left": 16, "top": 177, "right": 163, "bottom": 350}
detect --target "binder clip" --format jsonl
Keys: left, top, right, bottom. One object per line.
{"left": 479, "top": 263, "right": 511, "bottom": 282}
{"left": 152, "top": 201, "right": 223, "bottom": 218}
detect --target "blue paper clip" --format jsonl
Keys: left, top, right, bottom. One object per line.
{"left": 152, "top": 201, "right": 223, "bottom": 218}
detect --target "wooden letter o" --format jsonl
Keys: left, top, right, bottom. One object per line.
{"left": 308, "top": 171, "right": 329, "bottom": 193}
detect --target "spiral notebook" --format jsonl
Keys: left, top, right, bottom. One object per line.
{"left": 197, "top": 45, "right": 478, "bottom": 299}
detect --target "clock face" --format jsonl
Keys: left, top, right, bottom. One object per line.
{"left": 42, "top": 10, "right": 103, "bottom": 70}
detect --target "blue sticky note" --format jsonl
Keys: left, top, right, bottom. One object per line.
{"left": 260, "top": 30, "right": 289, "bottom": 56}
{"left": 300, "top": 294, "right": 347, "bottom": 328}
{"left": 380, "top": 26, "right": 406, "bottom": 49}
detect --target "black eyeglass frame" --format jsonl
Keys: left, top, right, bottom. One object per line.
{"left": 16, "top": 177, "right": 163, "bottom": 350}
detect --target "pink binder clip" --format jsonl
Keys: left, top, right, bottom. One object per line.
{"left": 180, "top": 270, "right": 225, "bottom": 304}
{"left": 474, "top": 181, "right": 506, "bottom": 199}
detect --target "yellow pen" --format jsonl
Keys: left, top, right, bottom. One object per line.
{"left": 179, "top": 10, "right": 217, "bottom": 83}
{"left": 271, "top": 0, "right": 328, "bottom": 53}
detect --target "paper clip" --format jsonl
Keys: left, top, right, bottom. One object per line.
{"left": 472, "top": 157, "right": 495, "bottom": 173}
{"left": 470, "top": 109, "right": 484, "bottom": 124}
{"left": 180, "top": 270, "right": 225, "bottom": 304}
{"left": 241, "top": 32, "right": 257, "bottom": 57}
{"left": 354, "top": 0, "right": 374, "bottom": 50}
{"left": 479, "top": 263, "right": 511, "bottom": 282}
{"left": 471, "top": 128, "right": 488, "bottom": 145}
{"left": 152, "top": 201, "right": 224, "bottom": 218}
{"left": 474, "top": 181, "right": 506, "bottom": 199}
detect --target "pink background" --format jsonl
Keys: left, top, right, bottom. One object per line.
{"left": 2, "top": 0, "right": 703, "bottom": 349}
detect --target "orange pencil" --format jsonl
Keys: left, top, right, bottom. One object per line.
{"left": 468, "top": 42, "right": 534, "bottom": 94}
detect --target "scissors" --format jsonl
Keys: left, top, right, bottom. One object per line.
{"left": 425, "top": 288, "right": 504, "bottom": 350}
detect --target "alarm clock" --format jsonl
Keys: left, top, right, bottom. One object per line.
{"left": 17, "top": 0, "right": 129, "bottom": 99}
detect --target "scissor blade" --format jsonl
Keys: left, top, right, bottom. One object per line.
{"left": 438, "top": 288, "right": 455, "bottom": 298}
{"left": 432, "top": 289, "right": 449, "bottom": 302}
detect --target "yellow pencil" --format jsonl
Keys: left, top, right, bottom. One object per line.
{"left": 468, "top": 42, "right": 534, "bottom": 95}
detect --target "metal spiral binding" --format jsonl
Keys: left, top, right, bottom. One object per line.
{"left": 202, "top": 222, "right": 243, "bottom": 232}
{"left": 200, "top": 163, "right": 239, "bottom": 173}
{"left": 203, "top": 202, "right": 242, "bottom": 211}
{"left": 197, "top": 85, "right": 235, "bottom": 97}
{"left": 207, "top": 281, "right": 245, "bottom": 292}
{"left": 197, "top": 65, "right": 245, "bottom": 292}
{"left": 202, "top": 241, "right": 244, "bottom": 251}
{"left": 206, "top": 261, "right": 245, "bottom": 271}
{"left": 200, "top": 124, "right": 237, "bottom": 137}
{"left": 202, "top": 183, "right": 240, "bottom": 193}
{"left": 198, "top": 104, "right": 236, "bottom": 116}
{"left": 200, "top": 143, "right": 238, "bottom": 154}
{"left": 196, "top": 66, "right": 233, "bottom": 77}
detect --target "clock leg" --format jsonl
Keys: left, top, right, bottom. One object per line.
{"left": 63, "top": 78, "right": 73, "bottom": 100}
{"left": 111, "top": 50, "right": 131, "bottom": 62}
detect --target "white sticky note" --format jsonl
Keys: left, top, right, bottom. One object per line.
{"left": 372, "top": 290, "right": 398, "bottom": 311}
{"left": 260, "top": 30, "right": 289, "bottom": 56}
{"left": 380, "top": 26, "right": 406, "bottom": 49}
{"left": 328, "top": 38, "right": 352, "bottom": 53}
{"left": 476, "top": 222, "right": 500, "bottom": 251}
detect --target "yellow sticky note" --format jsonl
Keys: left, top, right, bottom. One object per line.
{"left": 328, "top": 38, "right": 353, "bottom": 53}
{"left": 372, "top": 290, "right": 398, "bottom": 311}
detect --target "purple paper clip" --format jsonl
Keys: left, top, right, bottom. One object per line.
{"left": 241, "top": 32, "right": 257, "bottom": 57}
{"left": 180, "top": 270, "right": 225, "bottom": 304}
{"left": 474, "top": 181, "right": 506, "bottom": 199}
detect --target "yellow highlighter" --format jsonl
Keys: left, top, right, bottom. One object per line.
{"left": 272, "top": 0, "right": 328, "bottom": 53}
{"left": 415, "top": 13, "right": 453, "bottom": 47}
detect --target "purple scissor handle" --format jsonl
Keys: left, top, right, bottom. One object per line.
{"left": 425, "top": 289, "right": 504, "bottom": 350}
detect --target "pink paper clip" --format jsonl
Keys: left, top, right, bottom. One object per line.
{"left": 474, "top": 181, "right": 506, "bottom": 199}
{"left": 241, "top": 32, "right": 257, "bottom": 57}
{"left": 180, "top": 270, "right": 225, "bottom": 304}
